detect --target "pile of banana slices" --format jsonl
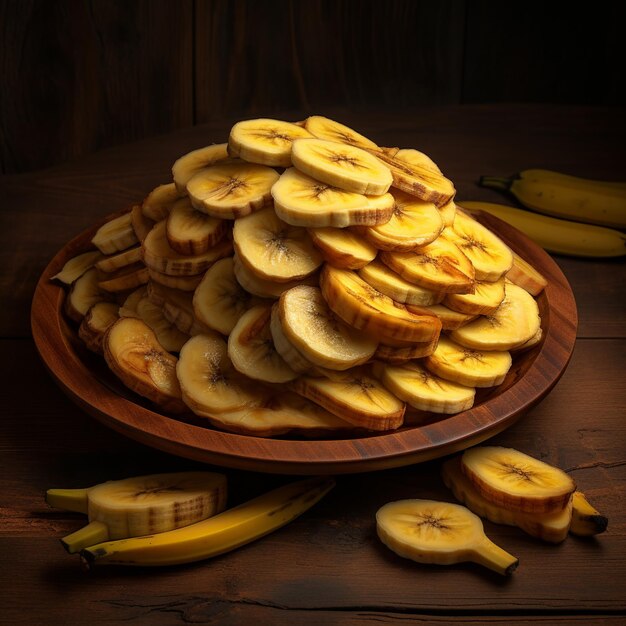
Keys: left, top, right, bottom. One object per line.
{"left": 55, "top": 116, "right": 549, "bottom": 437}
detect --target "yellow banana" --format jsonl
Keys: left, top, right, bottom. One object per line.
{"left": 518, "top": 168, "right": 626, "bottom": 192}
{"left": 479, "top": 174, "right": 626, "bottom": 229}
{"left": 459, "top": 201, "right": 626, "bottom": 258}
{"left": 80, "top": 477, "right": 335, "bottom": 568}
{"left": 45, "top": 488, "right": 89, "bottom": 514}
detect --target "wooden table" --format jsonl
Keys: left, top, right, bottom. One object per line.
{"left": 1, "top": 105, "right": 624, "bottom": 625}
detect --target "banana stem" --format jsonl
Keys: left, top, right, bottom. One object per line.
{"left": 45, "top": 488, "right": 89, "bottom": 514}
{"left": 61, "top": 521, "right": 109, "bottom": 554}
{"left": 479, "top": 176, "right": 513, "bottom": 192}
{"left": 471, "top": 537, "right": 519, "bottom": 576}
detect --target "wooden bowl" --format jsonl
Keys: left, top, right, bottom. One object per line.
{"left": 31, "top": 211, "right": 577, "bottom": 474}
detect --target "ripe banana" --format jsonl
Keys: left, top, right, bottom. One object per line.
{"left": 461, "top": 446, "right": 576, "bottom": 514}
{"left": 458, "top": 201, "right": 626, "bottom": 258}
{"left": 443, "top": 278, "right": 505, "bottom": 316}
{"left": 304, "top": 115, "right": 380, "bottom": 151}
{"left": 518, "top": 168, "right": 626, "bottom": 191}
{"left": 405, "top": 302, "right": 477, "bottom": 331}
{"left": 80, "top": 476, "right": 335, "bottom": 568}
{"left": 269, "top": 304, "right": 316, "bottom": 374}
{"left": 142, "top": 183, "right": 180, "bottom": 221}
{"left": 45, "top": 488, "right": 89, "bottom": 514}
{"left": 569, "top": 491, "right": 608, "bottom": 536}
{"left": 376, "top": 499, "right": 518, "bottom": 576}
{"left": 172, "top": 143, "right": 231, "bottom": 194}
{"left": 308, "top": 227, "right": 377, "bottom": 269}
{"left": 78, "top": 301, "right": 120, "bottom": 353}
{"left": 506, "top": 251, "right": 547, "bottom": 296}
{"left": 480, "top": 174, "right": 626, "bottom": 229}
{"left": 166, "top": 197, "right": 227, "bottom": 255}
{"left": 54, "top": 472, "right": 227, "bottom": 553}
{"left": 91, "top": 212, "right": 138, "bottom": 254}
{"left": 52, "top": 250, "right": 103, "bottom": 285}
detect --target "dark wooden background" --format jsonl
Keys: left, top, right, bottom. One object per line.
{"left": 1, "top": 0, "right": 624, "bottom": 174}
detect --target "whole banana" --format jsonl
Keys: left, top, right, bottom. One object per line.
{"left": 80, "top": 476, "right": 335, "bottom": 568}
{"left": 458, "top": 201, "right": 626, "bottom": 258}
{"left": 479, "top": 172, "right": 626, "bottom": 229}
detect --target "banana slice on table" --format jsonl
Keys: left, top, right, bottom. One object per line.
{"left": 450, "top": 282, "right": 541, "bottom": 351}
{"left": 272, "top": 167, "right": 395, "bottom": 228}
{"left": 135, "top": 297, "right": 190, "bottom": 353}
{"left": 56, "top": 471, "right": 227, "bottom": 553}
{"left": 131, "top": 204, "right": 156, "bottom": 242}
{"left": 98, "top": 263, "right": 150, "bottom": 293}
{"left": 269, "top": 305, "right": 316, "bottom": 374}
{"left": 375, "top": 361, "right": 475, "bottom": 414}
{"left": 372, "top": 149, "right": 455, "bottom": 207}
{"left": 569, "top": 492, "right": 608, "bottom": 536}
{"left": 303, "top": 115, "right": 381, "bottom": 151}
{"left": 78, "top": 302, "right": 120, "bottom": 354}
{"left": 52, "top": 250, "right": 103, "bottom": 285}
{"left": 65, "top": 267, "right": 114, "bottom": 322}
{"left": 142, "top": 220, "right": 233, "bottom": 276}
{"left": 228, "top": 118, "right": 314, "bottom": 167}
{"left": 233, "top": 207, "right": 322, "bottom": 282}
{"left": 187, "top": 162, "right": 280, "bottom": 219}
{"left": 360, "top": 189, "right": 444, "bottom": 251}
{"left": 104, "top": 317, "right": 186, "bottom": 413}
{"left": 376, "top": 499, "right": 518, "bottom": 576}
{"left": 96, "top": 245, "right": 142, "bottom": 273}
{"left": 380, "top": 235, "right": 475, "bottom": 294}
{"left": 92, "top": 212, "right": 138, "bottom": 255}
{"left": 443, "top": 278, "right": 506, "bottom": 316}
{"left": 506, "top": 251, "right": 548, "bottom": 296}
{"left": 308, "top": 227, "right": 377, "bottom": 269}
{"left": 424, "top": 335, "right": 512, "bottom": 388}
{"left": 176, "top": 334, "right": 269, "bottom": 416}
{"left": 442, "top": 457, "right": 572, "bottom": 544}
{"left": 147, "top": 267, "right": 205, "bottom": 292}
{"left": 172, "top": 143, "right": 231, "bottom": 194}
{"left": 357, "top": 259, "right": 444, "bottom": 306}
{"left": 166, "top": 197, "right": 228, "bottom": 255}
{"left": 228, "top": 305, "right": 297, "bottom": 383}
{"left": 277, "top": 285, "right": 378, "bottom": 370}
{"left": 290, "top": 369, "right": 405, "bottom": 430}
{"left": 142, "top": 183, "right": 180, "bottom": 221}
{"left": 320, "top": 265, "right": 442, "bottom": 343}
{"left": 291, "top": 138, "right": 393, "bottom": 195}
{"left": 461, "top": 446, "right": 576, "bottom": 514}
{"left": 446, "top": 210, "right": 513, "bottom": 282}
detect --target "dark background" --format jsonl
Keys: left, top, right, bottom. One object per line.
{"left": 1, "top": 0, "right": 624, "bottom": 174}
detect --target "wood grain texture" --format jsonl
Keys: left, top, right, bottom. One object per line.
{"left": 0, "top": 0, "right": 193, "bottom": 173}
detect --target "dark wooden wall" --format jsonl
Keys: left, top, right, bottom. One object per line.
{"left": 1, "top": 0, "right": 624, "bottom": 173}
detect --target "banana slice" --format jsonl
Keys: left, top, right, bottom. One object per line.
{"left": 135, "top": 297, "right": 190, "bottom": 353}
{"left": 78, "top": 302, "right": 120, "bottom": 354}
{"left": 272, "top": 167, "right": 395, "bottom": 228}
{"left": 375, "top": 361, "right": 475, "bottom": 414}
{"left": 98, "top": 263, "right": 150, "bottom": 293}
{"left": 142, "top": 220, "right": 233, "bottom": 276}
{"left": 60, "top": 472, "right": 227, "bottom": 553}
{"left": 361, "top": 189, "right": 443, "bottom": 251}
{"left": 506, "top": 251, "right": 548, "bottom": 296}
{"left": 142, "top": 183, "right": 180, "bottom": 221}
{"left": 278, "top": 285, "right": 378, "bottom": 370}
{"left": 357, "top": 259, "right": 444, "bottom": 306}
{"left": 424, "top": 335, "right": 512, "bottom": 387}
{"left": 291, "top": 138, "right": 393, "bottom": 195}
{"left": 92, "top": 213, "right": 138, "bottom": 254}
{"left": 65, "top": 267, "right": 113, "bottom": 322}
{"left": 373, "top": 336, "right": 439, "bottom": 364}
{"left": 372, "top": 149, "right": 455, "bottom": 207}
{"left": 147, "top": 267, "right": 204, "bottom": 292}
{"left": 228, "top": 305, "right": 297, "bottom": 383}
{"left": 96, "top": 245, "right": 142, "bottom": 273}
{"left": 447, "top": 211, "right": 513, "bottom": 281}
{"left": 320, "top": 265, "right": 442, "bottom": 343}
{"left": 380, "top": 236, "right": 475, "bottom": 294}
{"left": 166, "top": 197, "right": 227, "bottom": 255}
{"left": 443, "top": 278, "right": 506, "bottom": 316}
{"left": 394, "top": 148, "right": 444, "bottom": 175}
{"left": 104, "top": 317, "right": 186, "bottom": 413}
{"left": 228, "top": 118, "right": 314, "bottom": 167}
{"left": 187, "top": 162, "right": 280, "bottom": 219}
{"left": 461, "top": 446, "right": 576, "bottom": 514}
{"left": 52, "top": 250, "right": 103, "bottom": 285}
{"left": 233, "top": 253, "right": 318, "bottom": 299}
{"left": 439, "top": 200, "right": 456, "bottom": 228}
{"left": 450, "top": 282, "right": 541, "bottom": 350}
{"left": 177, "top": 334, "right": 269, "bottom": 416}
{"left": 172, "top": 143, "right": 231, "bottom": 193}
{"left": 269, "top": 305, "right": 316, "bottom": 373}
{"left": 131, "top": 204, "right": 156, "bottom": 242}
{"left": 290, "top": 369, "right": 405, "bottom": 430}
{"left": 304, "top": 116, "right": 380, "bottom": 151}
{"left": 376, "top": 499, "right": 518, "bottom": 576}
{"left": 197, "top": 391, "right": 353, "bottom": 437}
{"left": 308, "top": 227, "right": 377, "bottom": 269}
{"left": 442, "top": 457, "right": 572, "bottom": 544}
{"left": 405, "top": 302, "right": 478, "bottom": 331}
{"left": 119, "top": 286, "right": 148, "bottom": 318}
{"left": 511, "top": 327, "right": 543, "bottom": 353}
{"left": 569, "top": 492, "right": 608, "bottom": 536}
{"left": 233, "top": 207, "right": 322, "bottom": 283}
